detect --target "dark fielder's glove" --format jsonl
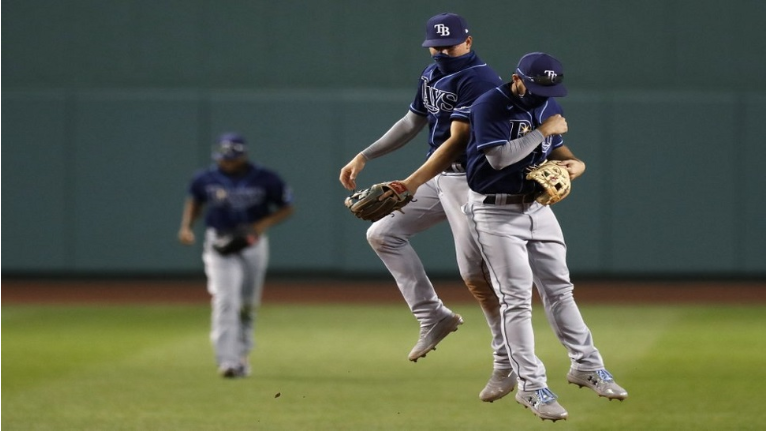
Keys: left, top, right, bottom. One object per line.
{"left": 212, "top": 226, "right": 258, "bottom": 255}
{"left": 344, "top": 181, "right": 414, "bottom": 222}
{"left": 525, "top": 160, "right": 572, "bottom": 205}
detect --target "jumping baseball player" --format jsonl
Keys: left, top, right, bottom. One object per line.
{"left": 178, "top": 133, "right": 294, "bottom": 378}
{"left": 460, "top": 52, "right": 627, "bottom": 420}
{"left": 339, "top": 12, "right": 517, "bottom": 402}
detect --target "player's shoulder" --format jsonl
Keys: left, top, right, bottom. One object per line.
{"left": 539, "top": 98, "right": 564, "bottom": 116}
{"left": 456, "top": 69, "right": 502, "bottom": 99}
{"left": 473, "top": 85, "right": 507, "bottom": 106}
{"left": 464, "top": 68, "right": 502, "bottom": 87}
{"left": 464, "top": 53, "right": 502, "bottom": 77}
{"left": 546, "top": 97, "right": 564, "bottom": 110}
{"left": 188, "top": 166, "right": 218, "bottom": 192}
{"left": 420, "top": 63, "right": 439, "bottom": 78}
{"left": 457, "top": 59, "right": 498, "bottom": 77}
{"left": 249, "top": 163, "right": 287, "bottom": 183}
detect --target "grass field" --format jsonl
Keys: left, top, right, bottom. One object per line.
{"left": 2, "top": 302, "right": 764, "bottom": 430}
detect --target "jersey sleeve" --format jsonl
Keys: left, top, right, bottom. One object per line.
{"left": 188, "top": 171, "right": 208, "bottom": 203}
{"left": 409, "top": 69, "right": 429, "bottom": 116}
{"left": 265, "top": 172, "right": 294, "bottom": 208}
{"left": 472, "top": 94, "right": 513, "bottom": 152}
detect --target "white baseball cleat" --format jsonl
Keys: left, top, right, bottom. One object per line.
{"left": 479, "top": 368, "right": 517, "bottom": 402}
{"left": 515, "top": 387, "right": 568, "bottom": 422}
{"left": 567, "top": 369, "right": 628, "bottom": 400}
{"left": 218, "top": 362, "right": 249, "bottom": 379}
{"left": 407, "top": 313, "right": 463, "bottom": 362}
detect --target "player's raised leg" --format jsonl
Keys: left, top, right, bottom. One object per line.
{"left": 366, "top": 180, "right": 461, "bottom": 361}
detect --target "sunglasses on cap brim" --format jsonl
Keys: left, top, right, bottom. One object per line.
{"left": 516, "top": 69, "right": 564, "bottom": 86}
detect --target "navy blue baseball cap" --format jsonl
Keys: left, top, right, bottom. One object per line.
{"left": 212, "top": 132, "right": 247, "bottom": 160}
{"left": 515, "top": 52, "right": 567, "bottom": 97}
{"left": 421, "top": 13, "right": 471, "bottom": 47}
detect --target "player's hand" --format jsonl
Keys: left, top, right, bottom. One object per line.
{"left": 537, "top": 114, "right": 568, "bottom": 137}
{"left": 379, "top": 179, "right": 419, "bottom": 200}
{"left": 339, "top": 153, "right": 367, "bottom": 190}
{"left": 178, "top": 227, "right": 195, "bottom": 245}
{"left": 556, "top": 159, "right": 586, "bottom": 180}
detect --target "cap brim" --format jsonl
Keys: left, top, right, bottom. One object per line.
{"left": 421, "top": 36, "right": 468, "bottom": 48}
{"left": 526, "top": 81, "right": 568, "bottom": 97}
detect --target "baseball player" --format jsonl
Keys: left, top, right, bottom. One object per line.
{"left": 339, "top": 13, "right": 517, "bottom": 402}
{"left": 178, "top": 133, "right": 294, "bottom": 378}
{"left": 460, "top": 52, "right": 627, "bottom": 420}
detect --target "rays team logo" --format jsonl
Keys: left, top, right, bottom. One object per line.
{"left": 421, "top": 78, "right": 458, "bottom": 114}
{"left": 434, "top": 24, "right": 450, "bottom": 36}
{"left": 228, "top": 188, "right": 265, "bottom": 209}
{"left": 206, "top": 186, "right": 265, "bottom": 209}
{"left": 511, "top": 120, "right": 533, "bottom": 138}
{"left": 214, "top": 188, "right": 228, "bottom": 201}
{"left": 510, "top": 120, "right": 553, "bottom": 151}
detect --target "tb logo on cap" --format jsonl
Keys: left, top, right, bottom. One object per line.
{"left": 544, "top": 70, "right": 558, "bottom": 80}
{"left": 434, "top": 24, "right": 451, "bottom": 36}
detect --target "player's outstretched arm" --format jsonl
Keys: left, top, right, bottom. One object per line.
{"left": 400, "top": 120, "right": 470, "bottom": 194}
{"left": 339, "top": 111, "right": 427, "bottom": 191}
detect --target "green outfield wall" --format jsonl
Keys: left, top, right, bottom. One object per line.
{"left": 2, "top": 0, "right": 764, "bottom": 276}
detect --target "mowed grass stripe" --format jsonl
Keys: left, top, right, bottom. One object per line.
{"left": 2, "top": 305, "right": 208, "bottom": 392}
{"left": 611, "top": 306, "right": 765, "bottom": 431}
{"left": 2, "top": 304, "right": 763, "bottom": 430}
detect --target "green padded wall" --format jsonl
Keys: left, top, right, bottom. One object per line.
{"left": 2, "top": 0, "right": 764, "bottom": 276}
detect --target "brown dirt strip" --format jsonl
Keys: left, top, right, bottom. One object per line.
{"left": 1, "top": 278, "right": 763, "bottom": 305}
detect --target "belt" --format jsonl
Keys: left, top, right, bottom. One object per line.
{"left": 443, "top": 163, "right": 466, "bottom": 174}
{"left": 483, "top": 193, "right": 536, "bottom": 205}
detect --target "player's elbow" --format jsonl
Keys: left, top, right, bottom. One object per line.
{"left": 484, "top": 154, "right": 506, "bottom": 170}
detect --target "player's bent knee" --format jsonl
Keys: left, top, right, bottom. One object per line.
{"left": 366, "top": 226, "right": 386, "bottom": 250}
{"left": 366, "top": 224, "right": 406, "bottom": 250}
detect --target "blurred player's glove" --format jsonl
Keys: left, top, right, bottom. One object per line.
{"left": 526, "top": 160, "right": 572, "bottom": 205}
{"left": 212, "top": 226, "right": 258, "bottom": 255}
{"left": 345, "top": 181, "right": 414, "bottom": 222}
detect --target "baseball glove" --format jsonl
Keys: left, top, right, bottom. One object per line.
{"left": 525, "top": 160, "right": 572, "bottom": 205}
{"left": 212, "top": 226, "right": 258, "bottom": 255}
{"left": 345, "top": 181, "right": 414, "bottom": 222}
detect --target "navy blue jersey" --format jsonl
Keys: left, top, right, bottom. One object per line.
{"left": 409, "top": 52, "right": 502, "bottom": 165}
{"left": 188, "top": 162, "right": 293, "bottom": 232}
{"left": 466, "top": 83, "right": 565, "bottom": 195}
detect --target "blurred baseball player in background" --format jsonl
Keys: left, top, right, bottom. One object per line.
{"left": 178, "top": 133, "right": 294, "bottom": 378}
{"left": 339, "top": 12, "right": 517, "bottom": 402}
{"left": 459, "top": 52, "right": 628, "bottom": 420}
